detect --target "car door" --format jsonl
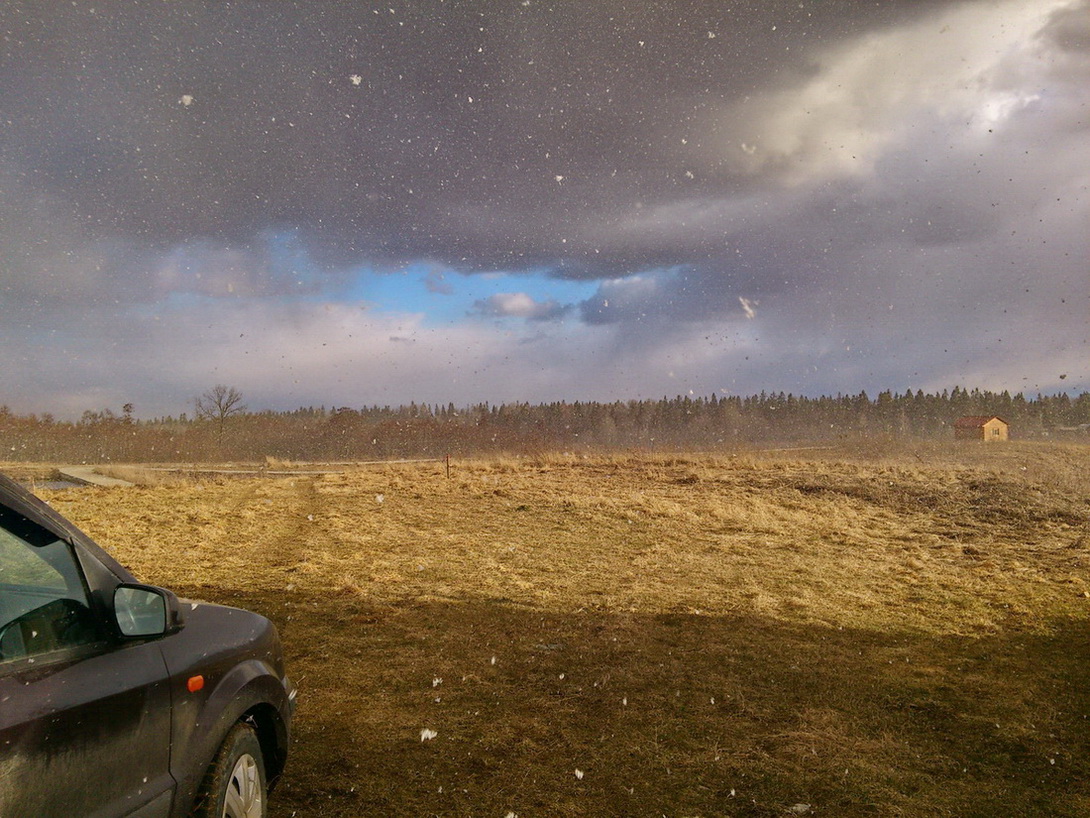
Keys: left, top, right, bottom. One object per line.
{"left": 0, "top": 507, "right": 175, "bottom": 817}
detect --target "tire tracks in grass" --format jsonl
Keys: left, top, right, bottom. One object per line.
{"left": 181, "top": 476, "right": 346, "bottom": 689}
{"left": 255, "top": 477, "right": 322, "bottom": 577}
{"left": 186, "top": 476, "right": 327, "bottom": 604}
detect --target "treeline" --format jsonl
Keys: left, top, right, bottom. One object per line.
{"left": 2, "top": 387, "right": 1089, "bottom": 464}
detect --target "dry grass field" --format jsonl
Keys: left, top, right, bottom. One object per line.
{"left": 22, "top": 441, "right": 1090, "bottom": 816}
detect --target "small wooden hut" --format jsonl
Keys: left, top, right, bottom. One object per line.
{"left": 953, "top": 415, "right": 1009, "bottom": 442}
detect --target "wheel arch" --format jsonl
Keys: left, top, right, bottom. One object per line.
{"left": 242, "top": 701, "right": 289, "bottom": 789}
{"left": 171, "top": 664, "right": 292, "bottom": 817}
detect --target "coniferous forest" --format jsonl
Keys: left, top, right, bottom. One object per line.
{"left": 2, "top": 387, "right": 1089, "bottom": 464}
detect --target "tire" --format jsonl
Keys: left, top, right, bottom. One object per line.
{"left": 191, "top": 722, "right": 267, "bottom": 818}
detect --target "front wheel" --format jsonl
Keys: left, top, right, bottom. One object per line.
{"left": 192, "top": 722, "right": 267, "bottom": 818}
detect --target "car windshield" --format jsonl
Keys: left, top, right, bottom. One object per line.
{"left": 0, "top": 507, "right": 96, "bottom": 662}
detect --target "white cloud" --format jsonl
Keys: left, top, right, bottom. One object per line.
{"left": 0, "top": 297, "right": 606, "bottom": 417}
{"left": 707, "top": 0, "right": 1075, "bottom": 185}
{"left": 472, "top": 292, "right": 571, "bottom": 321}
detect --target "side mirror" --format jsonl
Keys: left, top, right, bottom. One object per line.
{"left": 114, "top": 584, "right": 184, "bottom": 637}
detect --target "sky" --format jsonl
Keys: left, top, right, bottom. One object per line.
{"left": 1, "top": 0, "right": 1087, "bottom": 419}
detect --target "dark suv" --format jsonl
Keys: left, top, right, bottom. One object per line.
{"left": 0, "top": 473, "right": 295, "bottom": 817}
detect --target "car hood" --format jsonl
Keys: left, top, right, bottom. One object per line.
{"left": 165, "top": 598, "right": 288, "bottom": 680}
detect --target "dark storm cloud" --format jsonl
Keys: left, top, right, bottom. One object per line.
{"left": 0, "top": 0, "right": 938, "bottom": 272}
{"left": 1, "top": 0, "right": 1087, "bottom": 414}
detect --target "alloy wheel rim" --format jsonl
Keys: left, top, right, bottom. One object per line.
{"left": 222, "top": 753, "right": 263, "bottom": 818}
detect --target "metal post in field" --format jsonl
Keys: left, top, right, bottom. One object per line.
{"left": 445, "top": 453, "right": 451, "bottom": 478}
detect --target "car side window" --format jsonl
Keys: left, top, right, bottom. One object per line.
{"left": 0, "top": 507, "right": 101, "bottom": 665}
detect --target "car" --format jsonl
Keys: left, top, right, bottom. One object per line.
{"left": 0, "top": 472, "right": 295, "bottom": 817}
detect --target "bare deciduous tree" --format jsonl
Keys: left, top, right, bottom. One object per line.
{"left": 195, "top": 385, "right": 247, "bottom": 435}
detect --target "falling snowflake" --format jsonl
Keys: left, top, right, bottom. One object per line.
{"left": 420, "top": 728, "right": 438, "bottom": 741}
{"left": 179, "top": 94, "right": 194, "bottom": 107}
{"left": 350, "top": 74, "right": 362, "bottom": 85}
{"left": 574, "top": 769, "right": 584, "bottom": 780}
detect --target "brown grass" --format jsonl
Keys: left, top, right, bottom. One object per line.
{"left": 26, "top": 442, "right": 1090, "bottom": 816}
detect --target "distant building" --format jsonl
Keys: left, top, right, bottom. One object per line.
{"left": 954, "top": 415, "right": 1009, "bottom": 442}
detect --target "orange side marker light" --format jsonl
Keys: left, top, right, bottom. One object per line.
{"left": 187, "top": 675, "right": 205, "bottom": 693}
